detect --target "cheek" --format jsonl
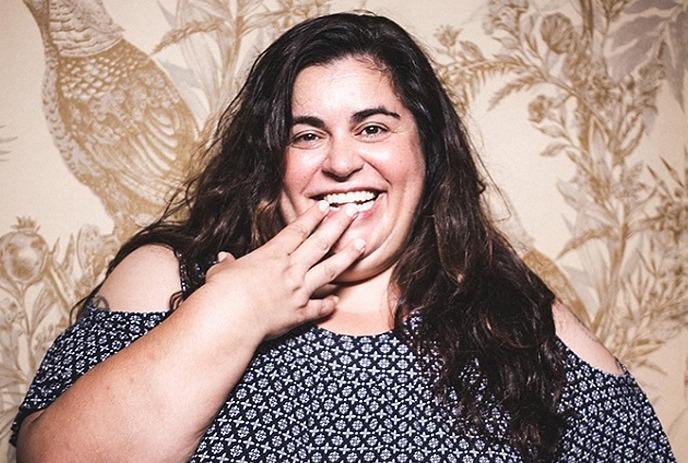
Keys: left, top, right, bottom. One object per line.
{"left": 278, "top": 190, "right": 299, "bottom": 223}
{"left": 279, "top": 165, "right": 310, "bottom": 223}
{"left": 393, "top": 157, "right": 425, "bottom": 196}
{"left": 280, "top": 152, "right": 322, "bottom": 213}
{"left": 397, "top": 162, "right": 425, "bottom": 220}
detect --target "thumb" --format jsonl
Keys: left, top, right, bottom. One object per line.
{"left": 217, "top": 251, "right": 236, "bottom": 263}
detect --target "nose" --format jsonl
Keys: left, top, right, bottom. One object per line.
{"left": 321, "top": 136, "right": 364, "bottom": 179}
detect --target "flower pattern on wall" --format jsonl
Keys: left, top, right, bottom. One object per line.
{"left": 433, "top": 0, "right": 687, "bottom": 367}
{"left": 0, "top": 0, "right": 685, "bottom": 460}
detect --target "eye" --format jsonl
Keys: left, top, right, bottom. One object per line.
{"left": 290, "top": 131, "right": 323, "bottom": 148}
{"left": 358, "top": 124, "right": 388, "bottom": 138}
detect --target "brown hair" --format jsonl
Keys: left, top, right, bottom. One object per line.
{"left": 86, "top": 13, "right": 566, "bottom": 461}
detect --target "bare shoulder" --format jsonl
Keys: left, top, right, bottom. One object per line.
{"left": 96, "top": 244, "right": 181, "bottom": 313}
{"left": 552, "top": 301, "right": 624, "bottom": 376}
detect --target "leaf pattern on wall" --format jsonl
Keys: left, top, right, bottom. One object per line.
{"left": 432, "top": 0, "right": 687, "bottom": 445}
{"left": 154, "top": 0, "right": 365, "bottom": 139}
{"left": 608, "top": 0, "right": 688, "bottom": 109}
{"left": 434, "top": 0, "right": 687, "bottom": 369}
{"left": 0, "top": 218, "right": 117, "bottom": 461}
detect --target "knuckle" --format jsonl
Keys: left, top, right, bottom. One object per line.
{"left": 312, "top": 236, "right": 331, "bottom": 253}
{"left": 284, "top": 271, "right": 302, "bottom": 292}
{"left": 322, "top": 262, "right": 338, "bottom": 281}
{"left": 294, "top": 309, "right": 310, "bottom": 325}
{"left": 274, "top": 252, "right": 289, "bottom": 266}
{"left": 293, "top": 288, "right": 310, "bottom": 307}
{"left": 287, "top": 223, "right": 310, "bottom": 241}
{"left": 304, "top": 301, "right": 325, "bottom": 322}
{"left": 318, "top": 299, "right": 331, "bottom": 315}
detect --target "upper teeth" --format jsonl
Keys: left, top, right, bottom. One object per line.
{"left": 323, "top": 190, "right": 376, "bottom": 205}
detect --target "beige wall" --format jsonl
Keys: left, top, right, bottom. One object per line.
{"left": 1, "top": 0, "right": 686, "bottom": 460}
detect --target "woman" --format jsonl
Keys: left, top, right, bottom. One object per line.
{"left": 12, "top": 12, "right": 674, "bottom": 462}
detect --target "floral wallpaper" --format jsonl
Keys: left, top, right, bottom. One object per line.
{"left": 0, "top": 0, "right": 686, "bottom": 461}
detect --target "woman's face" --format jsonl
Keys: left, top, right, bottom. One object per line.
{"left": 279, "top": 56, "right": 425, "bottom": 281}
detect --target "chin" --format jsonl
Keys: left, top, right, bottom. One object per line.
{"left": 334, "top": 250, "right": 398, "bottom": 284}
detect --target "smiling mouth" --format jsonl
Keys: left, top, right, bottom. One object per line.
{"left": 319, "top": 190, "right": 380, "bottom": 212}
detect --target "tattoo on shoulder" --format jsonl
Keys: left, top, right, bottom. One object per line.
{"left": 91, "top": 294, "right": 111, "bottom": 310}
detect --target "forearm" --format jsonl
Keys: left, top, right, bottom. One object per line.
{"left": 16, "top": 285, "right": 261, "bottom": 463}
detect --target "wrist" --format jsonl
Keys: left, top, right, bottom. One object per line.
{"left": 181, "top": 282, "right": 265, "bottom": 351}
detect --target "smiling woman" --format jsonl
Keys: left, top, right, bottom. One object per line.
{"left": 11, "top": 12, "right": 676, "bottom": 463}
{"left": 280, "top": 57, "right": 425, "bottom": 287}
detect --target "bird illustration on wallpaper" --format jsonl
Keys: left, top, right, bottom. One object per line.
{"left": 23, "top": 0, "right": 199, "bottom": 243}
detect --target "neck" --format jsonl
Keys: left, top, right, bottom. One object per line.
{"left": 317, "top": 265, "right": 397, "bottom": 335}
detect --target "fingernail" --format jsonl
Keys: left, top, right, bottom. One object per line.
{"left": 217, "top": 251, "right": 229, "bottom": 261}
{"left": 353, "top": 239, "right": 366, "bottom": 252}
{"left": 318, "top": 200, "right": 330, "bottom": 212}
{"left": 332, "top": 296, "right": 340, "bottom": 305}
{"left": 344, "top": 203, "right": 358, "bottom": 217}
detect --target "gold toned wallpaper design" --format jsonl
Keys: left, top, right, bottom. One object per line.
{"left": 1, "top": 0, "right": 686, "bottom": 461}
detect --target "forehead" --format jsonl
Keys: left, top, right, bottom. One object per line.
{"left": 291, "top": 57, "right": 404, "bottom": 114}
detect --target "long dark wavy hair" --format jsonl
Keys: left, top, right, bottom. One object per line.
{"left": 83, "top": 12, "right": 567, "bottom": 461}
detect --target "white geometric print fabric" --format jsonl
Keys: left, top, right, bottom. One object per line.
{"left": 12, "top": 304, "right": 675, "bottom": 462}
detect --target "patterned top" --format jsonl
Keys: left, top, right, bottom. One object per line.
{"left": 11, "top": 302, "right": 675, "bottom": 462}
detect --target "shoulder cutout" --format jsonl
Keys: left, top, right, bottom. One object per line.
{"left": 96, "top": 244, "right": 182, "bottom": 313}
{"left": 552, "top": 301, "right": 624, "bottom": 377}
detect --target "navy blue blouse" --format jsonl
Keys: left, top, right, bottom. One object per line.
{"left": 11, "top": 302, "right": 676, "bottom": 462}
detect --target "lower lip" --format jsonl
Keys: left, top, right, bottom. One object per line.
{"left": 357, "top": 196, "right": 381, "bottom": 220}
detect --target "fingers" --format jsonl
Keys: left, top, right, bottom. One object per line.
{"left": 270, "top": 200, "right": 331, "bottom": 254}
{"left": 289, "top": 203, "right": 359, "bottom": 267}
{"left": 312, "top": 283, "right": 337, "bottom": 299}
{"left": 304, "top": 238, "right": 366, "bottom": 294}
{"left": 217, "top": 251, "right": 235, "bottom": 262}
{"left": 206, "top": 251, "right": 236, "bottom": 279}
{"left": 266, "top": 295, "right": 338, "bottom": 339}
{"left": 301, "top": 296, "right": 338, "bottom": 322}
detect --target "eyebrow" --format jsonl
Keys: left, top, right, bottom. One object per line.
{"left": 351, "top": 106, "right": 400, "bottom": 124}
{"left": 291, "top": 115, "right": 326, "bottom": 129}
{"left": 291, "top": 106, "right": 401, "bottom": 129}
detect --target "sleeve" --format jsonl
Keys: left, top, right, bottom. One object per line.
{"left": 556, "top": 340, "right": 677, "bottom": 462}
{"left": 9, "top": 303, "right": 168, "bottom": 447}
